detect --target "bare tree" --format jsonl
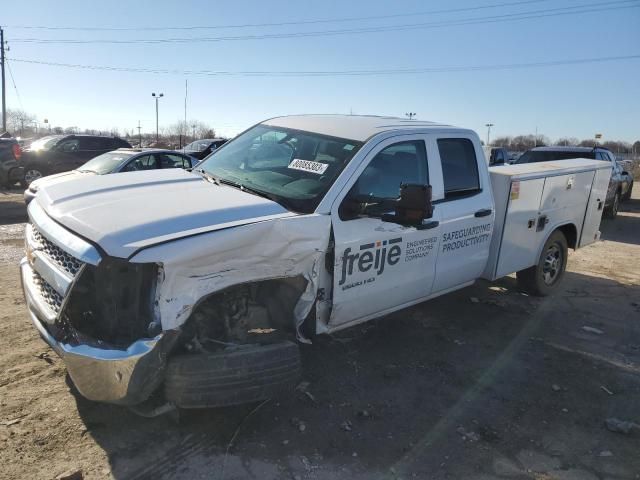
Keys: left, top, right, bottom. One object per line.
{"left": 555, "top": 137, "right": 580, "bottom": 146}
{"left": 4, "top": 109, "right": 36, "bottom": 136}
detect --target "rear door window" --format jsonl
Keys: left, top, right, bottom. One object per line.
{"left": 437, "top": 138, "right": 480, "bottom": 199}
{"left": 158, "top": 153, "right": 190, "bottom": 169}
{"left": 79, "top": 137, "right": 104, "bottom": 154}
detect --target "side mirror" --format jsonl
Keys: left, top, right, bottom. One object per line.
{"left": 622, "top": 171, "right": 629, "bottom": 177}
{"left": 382, "top": 184, "right": 433, "bottom": 227}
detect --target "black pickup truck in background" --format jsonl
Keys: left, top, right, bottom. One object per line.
{"left": 0, "top": 135, "right": 24, "bottom": 188}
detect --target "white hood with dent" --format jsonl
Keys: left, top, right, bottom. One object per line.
{"left": 35, "top": 169, "right": 292, "bottom": 258}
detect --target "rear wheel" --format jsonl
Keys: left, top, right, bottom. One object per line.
{"left": 164, "top": 341, "right": 301, "bottom": 408}
{"left": 517, "top": 230, "right": 568, "bottom": 296}
{"left": 23, "top": 169, "right": 43, "bottom": 186}
{"left": 623, "top": 182, "right": 633, "bottom": 202}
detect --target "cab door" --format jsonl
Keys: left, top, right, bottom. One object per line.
{"left": 429, "top": 135, "right": 495, "bottom": 293}
{"left": 328, "top": 136, "right": 442, "bottom": 329}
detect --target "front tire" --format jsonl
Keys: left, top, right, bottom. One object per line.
{"left": 605, "top": 192, "right": 620, "bottom": 219}
{"left": 164, "top": 341, "right": 301, "bottom": 409}
{"left": 517, "top": 230, "right": 568, "bottom": 296}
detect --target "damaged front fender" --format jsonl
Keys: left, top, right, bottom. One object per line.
{"left": 130, "top": 214, "right": 332, "bottom": 338}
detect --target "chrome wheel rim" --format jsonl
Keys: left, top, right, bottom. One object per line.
{"left": 542, "top": 244, "right": 562, "bottom": 285}
{"left": 24, "top": 170, "right": 42, "bottom": 185}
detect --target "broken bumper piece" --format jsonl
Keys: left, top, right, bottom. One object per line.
{"left": 21, "top": 258, "right": 173, "bottom": 405}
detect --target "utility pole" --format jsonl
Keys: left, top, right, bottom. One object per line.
{"left": 137, "top": 120, "right": 142, "bottom": 147}
{"left": 1, "top": 27, "right": 6, "bottom": 132}
{"left": 534, "top": 126, "right": 538, "bottom": 147}
{"left": 151, "top": 92, "right": 163, "bottom": 142}
{"left": 405, "top": 112, "right": 416, "bottom": 120}
{"left": 183, "top": 79, "right": 188, "bottom": 148}
{"left": 485, "top": 123, "right": 494, "bottom": 146}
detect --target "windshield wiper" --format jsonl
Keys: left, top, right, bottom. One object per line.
{"left": 195, "top": 168, "right": 221, "bottom": 186}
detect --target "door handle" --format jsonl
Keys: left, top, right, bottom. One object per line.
{"left": 474, "top": 208, "right": 492, "bottom": 218}
{"left": 417, "top": 220, "right": 439, "bottom": 230}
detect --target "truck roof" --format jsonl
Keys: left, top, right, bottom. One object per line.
{"left": 263, "top": 114, "right": 454, "bottom": 142}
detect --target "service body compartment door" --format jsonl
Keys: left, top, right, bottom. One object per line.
{"left": 579, "top": 167, "right": 610, "bottom": 247}
{"left": 539, "top": 171, "right": 595, "bottom": 214}
{"left": 495, "top": 178, "right": 545, "bottom": 278}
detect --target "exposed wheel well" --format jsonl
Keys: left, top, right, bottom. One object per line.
{"left": 557, "top": 223, "right": 577, "bottom": 250}
{"left": 177, "top": 276, "right": 307, "bottom": 351}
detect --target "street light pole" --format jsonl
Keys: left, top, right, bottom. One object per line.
{"left": 151, "top": 92, "right": 163, "bottom": 142}
{"left": 485, "top": 123, "right": 494, "bottom": 146}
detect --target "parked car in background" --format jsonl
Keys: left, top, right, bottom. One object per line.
{"left": 0, "top": 135, "right": 24, "bottom": 188}
{"left": 24, "top": 148, "right": 196, "bottom": 204}
{"left": 515, "top": 146, "right": 631, "bottom": 218}
{"left": 483, "top": 147, "right": 510, "bottom": 166}
{"left": 182, "top": 138, "right": 228, "bottom": 160}
{"left": 20, "top": 134, "right": 132, "bottom": 186}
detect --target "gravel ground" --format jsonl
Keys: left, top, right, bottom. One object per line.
{"left": 0, "top": 187, "right": 638, "bottom": 480}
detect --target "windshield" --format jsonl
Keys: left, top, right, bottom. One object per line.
{"left": 197, "top": 125, "right": 362, "bottom": 213}
{"left": 516, "top": 150, "right": 596, "bottom": 163}
{"left": 28, "top": 135, "right": 64, "bottom": 151}
{"left": 78, "top": 151, "right": 134, "bottom": 174}
{"left": 185, "top": 140, "right": 213, "bottom": 152}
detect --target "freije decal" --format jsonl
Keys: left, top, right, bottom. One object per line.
{"left": 339, "top": 238, "right": 402, "bottom": 288}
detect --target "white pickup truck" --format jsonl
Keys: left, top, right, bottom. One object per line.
{"left": 20, "top": 115, "right": 611, "bottom": 412}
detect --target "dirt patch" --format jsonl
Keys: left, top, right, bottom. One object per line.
{"left": 0, "top": 191, "right": 639, "bottom": 479}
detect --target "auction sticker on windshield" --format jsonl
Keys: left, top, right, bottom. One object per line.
{"left": 288, "top": 159, "right": 329, "bottom": 174}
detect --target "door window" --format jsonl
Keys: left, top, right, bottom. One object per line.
{"left": 122, "top": 154, "right": 157, "bottom": 171}
{"left": 159, "top": 153, "right": 190, "bottom": 169}
{"left": 438, "top": 138, "right": 480, "bottom": 198}
{"left": 345, "top": 140, "right": 428, "bottom": 218}
{"left": 58, "top": 139, "right": 80, "bottom": 152}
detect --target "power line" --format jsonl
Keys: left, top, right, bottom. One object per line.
{"left": 8, "top": 54, "right": 640, "bottom": 77}
{"left": 9, "top": 1, "right": 640, "bottom": 44}
{"left": 0, "top": 0, "right": 555, "bottom": 31}
{"left": 5, "top": 59, "right": 23, "bottom": 110}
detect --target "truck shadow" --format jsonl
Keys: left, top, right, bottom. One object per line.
{"left": 71, "top": 270, "right": 640, "bottom": 479}
{"left": 600, "top": 197, "right": 640, "bottom": 246}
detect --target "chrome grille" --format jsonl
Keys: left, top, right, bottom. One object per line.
{"left": 31, "top": 226, "right": 83, "bottom": 276}
{"left": 32, "top": 271, "right": 63, "bottom": 314}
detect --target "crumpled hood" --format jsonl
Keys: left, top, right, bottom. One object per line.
{"left": 35, "top": 168, "right": 292, "bottom": 258}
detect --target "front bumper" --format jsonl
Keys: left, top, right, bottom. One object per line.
{"left": 23, "top": 187, "right": 36, "bottom": 204}
{"left": 20, "top": 203, "right": 175, "bottom": 405}
{"left": 21, "top": 258, "right": 173, "bottom": 405}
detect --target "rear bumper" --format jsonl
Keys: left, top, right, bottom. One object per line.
{"left": 20, "top": 257, "right": 174, "bottom": 405}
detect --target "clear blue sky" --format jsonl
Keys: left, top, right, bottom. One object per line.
{"left": 2, "top": 0, "right": 639, "bottom": 142}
